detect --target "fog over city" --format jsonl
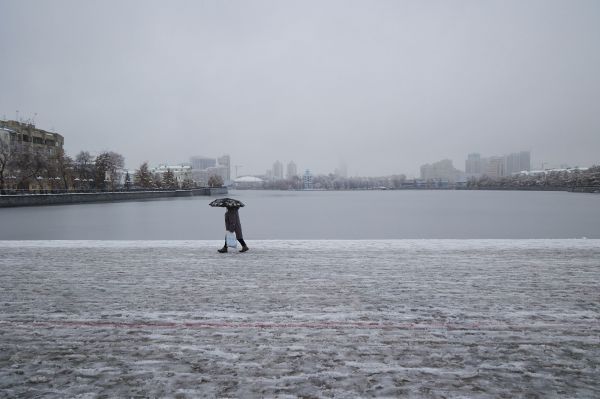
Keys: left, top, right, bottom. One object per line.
{"left": 1, "top": 0, "right": 599, "bottom": 177}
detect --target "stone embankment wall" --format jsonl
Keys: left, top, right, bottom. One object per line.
{"left": 0, "top": 187, "right": 228, "bottom": 208}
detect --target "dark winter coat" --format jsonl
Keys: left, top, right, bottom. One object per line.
{"left": 225, "top": 208, "right": 243, "bottom": 239}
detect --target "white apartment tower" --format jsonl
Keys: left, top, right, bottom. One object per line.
{"left": 303, "top": 169, "right": 313, "bottom": 190}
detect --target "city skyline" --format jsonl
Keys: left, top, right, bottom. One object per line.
{"left": 0, "top": 118, "right": 588, "bottom": 181}
{"left": 0, "top": 117, "right": 587, "bottom": 183}
{"left": 1, "top": 114, "right": 590, "bottom": 178}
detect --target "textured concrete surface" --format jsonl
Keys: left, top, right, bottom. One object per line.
{"left": 0, "top": 240, "right": 598, "bottom": 398}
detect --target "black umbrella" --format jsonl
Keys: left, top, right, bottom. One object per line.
{"left": 209, "top": 198, "right": 245, "bottom": 208}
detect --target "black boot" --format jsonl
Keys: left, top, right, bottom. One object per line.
{"left": 218, "top": 246, "right": 228, "bottom": 253}
{"left": 239, "top": 246, "right": 249, "bottom": 253}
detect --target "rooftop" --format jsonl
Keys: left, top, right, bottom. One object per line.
{"left": 234, "top": 175, "right": 264, "bottom": 183}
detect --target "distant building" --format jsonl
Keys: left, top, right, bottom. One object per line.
{"left": 0, "top": 120, "right": 65, "bottom": 191}
{"left": 420, "top": 159, "right": 464, "bottom": 183}
{"left": 0, "top": 127, "right": 10, "bottom": 146}
{"left": 465, "top": 153, "right": 483, "bottom": 177}
{"left": 207, "top": 165, "right": 228, "bottom": 182}
{"left": 505, "top": 151, "right": 531, "bottom": 175}
{"left": 192, "top": 165, "right": 228, "bottom": 186}
{"left": 303, "top": 169, "right": 314, "bottom": 190}
{"left": 286, "top": 161, "right": 297, "bottom": 179}
{"left": 151, "top": 164, "right": 192, "bottom": 186}
{"left": 273, "top": 160, "right": 283, "bottom": 180}
{"left": 217, "top": 154, "right": 231, "bottom": 182}
{"left": 0, "top": 119, "right": 64, "bottom": 156}
{"left": 188, "top": 154, "right": 231, "bottom": 186}
{"left": 234, "top": 175, "right": 264, "bottom": 189}
{"left": 466, "top": 150, "right": 531, "bottom": 178}
{"left": 484, "top": 156, "right": 505, "bottom": 179}
{"left": 190, "top": 156, "right": 216, "bottom": 170}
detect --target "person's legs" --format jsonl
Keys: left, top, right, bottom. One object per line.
{"left": 238, "top": 239, "right": 249, "bottom": 252}
{"left": 218, "top": 238, "right": 228, "bottom": 253}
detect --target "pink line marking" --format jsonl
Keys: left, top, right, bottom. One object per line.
{"left": 2, "top": 319, "right": 595, "bottom": 331}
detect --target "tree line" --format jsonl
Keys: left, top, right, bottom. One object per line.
{"left": 254, "top": 167, "right": 600, "bottom": 193}
{"left": 466, "top": 166, "right": 600, "bottom": 192}
{"left": 258, "top": 174, "right": 408, "bottom": 190}
{"left": 0, "top": 140, "right": 223, "bottom": 194}
{"left": 0, "top": 138, "right": 127, "bottom": 193}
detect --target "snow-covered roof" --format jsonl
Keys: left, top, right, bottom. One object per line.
{"left": 519, "top": 168, "right": 589, "bottom": 176}
{"left": 234, "top": 176, "right": 264, "bottom": 183}
{"left": 153, "top": 164, "right": 191, "bottom": 170}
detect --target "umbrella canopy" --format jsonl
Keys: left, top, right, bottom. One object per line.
{"left": 209, "top": 198, "right": 245, "bottom": 208}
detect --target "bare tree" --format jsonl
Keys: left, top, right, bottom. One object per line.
{"left": 74, "top": 151, "right": 96, "bottom": 190}
{"left": 0, "top": 138, "right": 11, "bottom": 192}
{"left": 12, "top": 144, "right": 48, "bottom": 191}
{"left": 47, "top": 148, "right": 74, "bottom": 191}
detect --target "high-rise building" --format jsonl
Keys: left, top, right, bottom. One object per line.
{"left": 190, "top": 156, "right": 216, "bottom": 170}
{"left": 465, "top": 153, "right": 482, "bottom": 176}
{"left": 286, "top": 161, "right": 297, "bottom": 179}
{"left": 420, "top": 159, "right": 463, "bottom": 183}
{"left": 217, "top": 154, "right": 231, "bottom": 182}
{"left": 467, "top": 150, "right": 531, "bottom": 178}
{"left": 519, "top": 151, "right": 531, "bottom": 172}
{"left": 485, "top": 156, "right": 505, "bottom": 179}
{"left": 505, "top": 151, "right": 531, "bottom": 175}
{"left": 273, "top": 160, "right": 283, "bottom": 180}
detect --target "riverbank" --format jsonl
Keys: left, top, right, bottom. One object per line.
{"left": 0, "top": 187, "right": 227, "bottom": 208}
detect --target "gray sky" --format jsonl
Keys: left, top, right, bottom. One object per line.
{"left": 1, "top": 0, "right": 599, "bottom": 177}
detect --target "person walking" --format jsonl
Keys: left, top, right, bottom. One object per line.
{"left": 218, "top": 206, "right": 249, "bottom": 253}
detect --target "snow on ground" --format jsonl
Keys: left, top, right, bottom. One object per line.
{"left": 0, "top": 240, "right": 599, "bottom": 398}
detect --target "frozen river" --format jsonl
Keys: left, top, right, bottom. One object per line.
{"left": 1, "top": 240, "right": 598, "bottom": 397}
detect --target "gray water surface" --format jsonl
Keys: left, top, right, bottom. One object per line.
{"left": 1, "top": 190, "right": 599, "bottom": 239}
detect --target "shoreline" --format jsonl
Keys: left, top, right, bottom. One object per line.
{"left": 233, "top": 186, "right": 599, "bottom": 193}
{"left": 0, "top": 187, "right": 227, "bottom": 208}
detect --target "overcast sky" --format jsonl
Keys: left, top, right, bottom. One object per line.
{"left": 1, "top": 0, "right": 599, "bottom": 177}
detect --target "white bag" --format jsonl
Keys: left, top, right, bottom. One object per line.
{"left": 226, "top": 231, "right": 237, "bottom": 248}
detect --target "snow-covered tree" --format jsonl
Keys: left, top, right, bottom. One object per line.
{"left": 181, "top": 178, "right": 195, "bottom": 189}
{"left": 208, "top": 175, "right": 224, "bottom": 187}
{"left": 95, "top": 151, "right": 125, "bottom": 191}
{"left": 162, "top": 169, "right": 177, "bottom": 189}
{"left": 134, "top": 162, "right": 154, "bottom": 189}
{"left": 153, "top": 173, "right": 163, "bottom": 189}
